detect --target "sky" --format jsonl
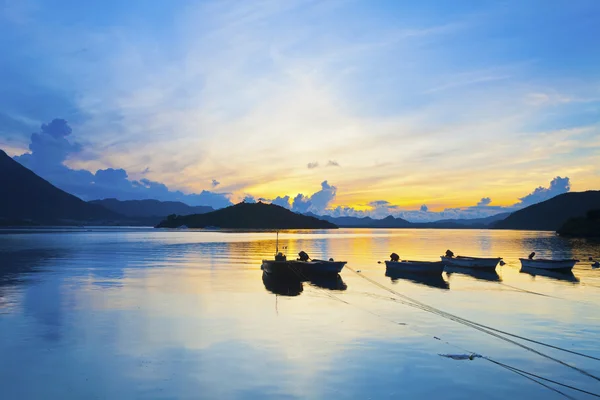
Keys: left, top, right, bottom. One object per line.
{"left": 0, "top": 0, "right": 599, "bottom": 221}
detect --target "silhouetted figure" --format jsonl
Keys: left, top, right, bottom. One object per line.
{"left": 390, "top": 253, "right": 400, "bottom": 262}
{"left": 298, "top": 251, "right": 310, "bottom": 262}
{"left": 445, "top": 249, "right": 455, "bottom": 258}
{"left": 528, "top": 252, "right": 536, "bottom": 260}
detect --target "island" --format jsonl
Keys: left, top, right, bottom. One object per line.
{"left": 557, "top": 209, "right": 600, "bottom": 238}
{"left": 156, "top": 201, "right": 338, "bottom": 229}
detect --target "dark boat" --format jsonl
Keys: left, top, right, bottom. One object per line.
{"left": 261, "top": 233, "right": 346, "bottom": 277}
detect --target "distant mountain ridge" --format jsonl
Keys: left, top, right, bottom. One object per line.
{"left": 90, "top": 198, "right": 213, "bottom": 218}
{"left": 0, "top": 149, "right": 121, "bottom": 225}
{"left": 307, "top": 211, "right": 510, "bottom": 229}
{"left": 494, "top": 191, "right": 600, "bottom": 231}
{"left": 157, "top": 202, "right": 337, "bottom": 229}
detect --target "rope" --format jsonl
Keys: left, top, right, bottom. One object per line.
{"left": 346, "top": 266, "right": 600, "bottom": 382}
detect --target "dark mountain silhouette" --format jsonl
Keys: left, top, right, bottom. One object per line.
{"left": 0, "top": 149, "right": 121, "bottom": 225}
{"left": 308, "top": 212, "right": 509, "bottom": 229}
{"left": 306, "top": 213, "right": 411, "bottom": 228}
{"left": 157, "top": 202, "right": 337, "bottom": 229}
{"left": 431, "top": 212, "right": 511, "bottom": 227}
{"left": 90, "top": 198, "right": 213, "bottom": 218}
{"left": 494, "top": 191, "right": 600, "bottom": 231}
{"left": 557, "top": 209, "right": 600, "bottom": 238}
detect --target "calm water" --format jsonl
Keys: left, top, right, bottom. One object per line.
{"left": 1, "top": 228, "right": 599, "bottom": 399}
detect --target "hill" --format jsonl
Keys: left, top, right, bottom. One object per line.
{"left": 431, "top": 212, "right": 511, "bottom": 227}
{"left": 557, "top": 209, "right": 600, "bottom": 238}
{"left": 90, "top": 198, "right": 213, "bottom": 218}
{"left": 156, "top": 202, "right": 337, "bottom": 229}
{"left": 0, "top": 149, "right": 121, "bottom": 225}
{"left": 308, "top": 212, "right": 509, "bottom": 229}
{"left": 494, "top": 191, "right": 600, "bottom": 231}
{"left": 306, "top": 213, "right": 411, "bottom": 228}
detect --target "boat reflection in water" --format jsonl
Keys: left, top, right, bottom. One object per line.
{"left": 385, "top": 269, "right": 449, "bottom": 290}
{"left": 519, "top": 266, "right": 580, "bottom": 283}
{"left": 262, "top": 271, "right": 303, "bottom": 296}
{"left": 261, "top": 270, "right": 347, "bottom": 296}
{"left": 445, "top": 266, "right": 502, "bottom": 282}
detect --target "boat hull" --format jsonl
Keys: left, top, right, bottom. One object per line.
{"left": 385, "top": 260, "right": 445, "bottom": 275}
{"left": 440, "top": 256, "right": 501, "bottom": 269}
{"left": 262, "top": 259, "right": 347, "bottom": 277}
{"left": 519, "top": 258, "right": 578, "bottom": 271}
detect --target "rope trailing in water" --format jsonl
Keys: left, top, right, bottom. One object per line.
{"left": 270, "top": 265, "right": 600, "bottom": 399}
{"left": 484, "top": 358, "right": 600, "bottom": 399}
{"left": 346, "top": 266, "right": 600, "bottom": 382}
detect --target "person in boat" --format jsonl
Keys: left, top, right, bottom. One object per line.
{"left": 445, "top": 249, "right": 454, "bottom": 258}
{"left": 528, "top": 252, "right": 536, "bottom": 260}
{"left": 390, "top": 253, "right": 400, "bottom": 262}
{"left": 298, "top": 251, "right": 310, "bottom": 262}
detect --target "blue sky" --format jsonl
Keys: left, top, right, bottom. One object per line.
{"left": 0, "top": 0, "right": 599, "bottom": 220}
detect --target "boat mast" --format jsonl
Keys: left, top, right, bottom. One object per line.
{"left": 276, "top": 231, "right": 279, "bottom": 255}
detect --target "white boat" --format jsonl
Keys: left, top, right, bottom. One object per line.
{"left": 519, "top": 258, "right": 578, "bottom": 270}
{"left": 440, "top": 255, "right": 502, "bottom": 269}
{"left": 385, "top": 260, "right": 445, "bottom": 275}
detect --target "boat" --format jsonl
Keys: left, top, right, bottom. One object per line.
{"left": 519, "top": 252, "right": 578, "bottom": 271}
{"left": 440, "top": 255, "right": 502, "bottom": 269}
{"left": 385, "top": 252, "right": 444, "bottom": 274}
{"left": 289, "top": 259, "right": 347, "bottom": 275}
{"left": 261, "top": 233, "right": 346, "bottom": 277}
{"left": 440, "top": 249, "right": 501, "bottom": 269}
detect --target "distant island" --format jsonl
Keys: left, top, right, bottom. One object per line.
{"left": 494, "top": 191, "right": 600, "bottom": 231}
{"left": 557, "top": 209, "right": 600, "bottom": 238}
{"left": 156, "top": 202, "right": 337, "bottom": 229}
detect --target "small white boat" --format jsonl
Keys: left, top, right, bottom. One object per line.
{"left": 385, "top": 260, "right": 445, "bottom": 275}
{"left": 440, "top": 255, "right": 502, "bottom": 269}
{"left": 519, "top": 258, "right": 578, "bottom": 271}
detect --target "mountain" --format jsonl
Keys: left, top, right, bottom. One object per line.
{"left": 307, "top": 212, "right": 509, "bottom": 229}
{"left": 157, "top": 202, "right": 337, "bottom": 229}
{"left": 494, "top": 191, "right": 600, "bottom": 231}
{"left": 557, "top": 209, "right": 600, "bottom": 238}
{"left": 0, "top": 149, "right": 121, "bottom": 225}
{"left": 90, "top": 198, "right": 213, "bottom": 218}
{"left": 428, "top": 212, "right": 511, "bottom": 227}
{"left": 306, "top": 213, "right": 411, "bottom": 228}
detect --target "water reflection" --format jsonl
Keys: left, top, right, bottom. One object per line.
{"left": 385, "top": 270, "right": 450, "bottom": 290}
{"left": 261, "top": 270, "right": 347, "bottom": 296}
{"left": 445, "top": 266, "right": 502, "bottom": 282}
{"left": 519, "top": 267, "right": 580, "bottom": 283}
{"left": 261, "top": 271, "right": 303, "bottom": 296}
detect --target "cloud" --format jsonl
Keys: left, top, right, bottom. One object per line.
{"left": 271, "top": 195, "right": 291, "bottom": 209}
{"left": 211, "top": 179, "right": 220, "bottom": 188}
{"left": 243, "top": 195, "right": 256, "bottom": 203}
{"left": 326, "top": 160, "right": 340, "bottom": 167}
{"left": 307, "top": 162, "right": 319, "bottom": 169}
{"left": 141, "top": 167, "right": 150, "bottom": 174}
{"left": 477, "top": 197, "right": 492, "bottom": 206}
{"left": 12, "top": 119, "right": 232, "bottom": 208}
{"left": 420, "top": 204, "right": 428, "bottom": 212}
{"left": 517, "top": 176, "right": 570, "bottom": 206}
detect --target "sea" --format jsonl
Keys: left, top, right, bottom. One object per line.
{"left": 0, "top": 228, "right": 599, "bottom": 399}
